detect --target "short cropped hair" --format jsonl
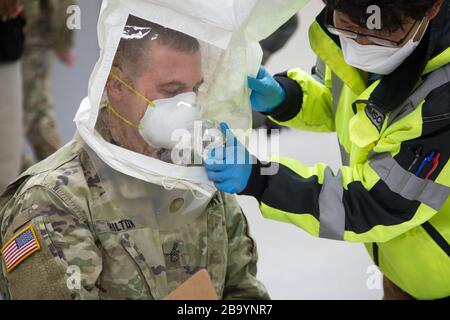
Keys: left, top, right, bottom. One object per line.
{"left": 113, "top": 15, "right": 200, "bottom": 76}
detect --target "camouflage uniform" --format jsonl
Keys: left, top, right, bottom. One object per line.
{"left": 0, "top": 131, "right": 269, "bottom": 300}
{"left": 22, "top": 0, "right": 77, "bottom": 170}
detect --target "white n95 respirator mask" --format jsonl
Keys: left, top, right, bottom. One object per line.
{"left": 108, "top": 72, "right": 200, "bottom": 150}
{"left": 339, "top": 21, "right": 428, "bottom": 75}
{"left": 139, "top": 92, "right": 200, "bottom": 150}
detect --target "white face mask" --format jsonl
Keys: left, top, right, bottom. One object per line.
{"left": 139, "top": 92, "right": 200, "bottom": 149}
{"left": 339, "top": 21, "right": 428, "bottom": 75}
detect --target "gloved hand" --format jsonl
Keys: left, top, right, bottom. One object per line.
{"left": 248, "top": 66, "right": 286, "bottom": 114}
{"left": 205, "top": 123, "right": 253, "bottom": 194}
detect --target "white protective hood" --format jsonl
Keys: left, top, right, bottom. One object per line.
{"left": 74, "top": 0, "right": 309, "bottom": 197}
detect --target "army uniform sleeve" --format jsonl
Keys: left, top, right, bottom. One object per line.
{"left": 221, "top": 193, "right": 270, "bottom": 300}
{"left": 46, "top": 0, "right": 76, "bottom": 50}
{"left": 0, "top": 186, "right": 102, "bottom": 300}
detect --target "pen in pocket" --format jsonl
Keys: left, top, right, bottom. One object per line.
{"left": 415, "top": 149, "right": 438, "bottom": 178}
{"left": 425, "top": 152, "right": 441, "bottom": 181}
{"left": 408, "top": 146, "right": 423, "bottom": 172}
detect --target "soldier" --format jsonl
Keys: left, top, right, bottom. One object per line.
{"left": 21, "top": 0, "right": 77, "bottom": 170}
{"left": 0, "top": 15, "right": 269, "bottom": 300}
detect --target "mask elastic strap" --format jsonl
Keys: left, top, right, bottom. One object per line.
{"left": 109, "top": 72, "right": 156, "bottom": 107}
{"left": 162, "top": 177, "right": 211, "bottom": 200}
{"left": 188, "top": 186, "right": 208, "bottom": 201}
{"left": 162, "top": 177, "right": 178, "bottom": 191}
{"left": 107, "top": 100, "right": 142, "bottom": 129}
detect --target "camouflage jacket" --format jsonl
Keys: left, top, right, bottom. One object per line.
{"left": 24, "top": 0, "right": 76, "bottom": 50}
{"left": 0, "top": 134, "right": 269, "bottom": 300}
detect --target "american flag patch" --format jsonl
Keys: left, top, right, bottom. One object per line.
{"left": 1, "top": 226, "right": 40, "bottom": 272}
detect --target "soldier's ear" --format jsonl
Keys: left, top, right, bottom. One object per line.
{"left": 107, "top": 66, "right": 125, "bottom": 102}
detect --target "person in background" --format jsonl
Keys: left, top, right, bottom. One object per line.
{"left": 21, "top": 0, "right": 77, "bottom": 170}
{"left": 0, "top": 0, "right": 24, "bottom": 193}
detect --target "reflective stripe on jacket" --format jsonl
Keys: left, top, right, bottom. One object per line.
{"left": 242, "top": 4, "right": 450, "bottom": 299}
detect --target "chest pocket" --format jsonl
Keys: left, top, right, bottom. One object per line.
{"left": 349, "top": 100, "right": 385, "bottom": 149}
{"left": 157, "top": 199, "right": 228, "bottom": 298}
{"left": 159, "top": 218, "right": 209, "bottom": 294}
{"left": 348, "top": 63, "right": 450, "bottom": 165}
{"left": 96, "top": 227, "right": 168, "bottom": 300}
{"left": 348, "top": 98, "right": 385, "bottom": 165}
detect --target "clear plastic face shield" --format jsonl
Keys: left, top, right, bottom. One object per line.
{"left": 98, "top": 16, "right": 227, "bottom": 168}
{"left": 74, "top": 0, "right": 308, "bottom": 229}
{"left": 81, "top": 15, "right": 230, "bottom": 229}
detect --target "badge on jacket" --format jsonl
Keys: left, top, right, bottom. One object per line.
{"left": 1, "top": 226, "right": 41, "bottom": 272}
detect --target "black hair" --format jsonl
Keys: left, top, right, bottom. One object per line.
{"left": 323, "top": 0, "right": 438, "bottom": 31}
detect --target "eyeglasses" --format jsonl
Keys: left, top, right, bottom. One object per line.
{"left": 324, "top": 8, "right": 422, "bottom": 48}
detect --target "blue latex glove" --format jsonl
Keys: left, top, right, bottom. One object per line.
{"left": 205, "top": 123, "right": 253, "bottom": 194}
{"left": 248, "top": 66, "right": 286, "bottom": 113}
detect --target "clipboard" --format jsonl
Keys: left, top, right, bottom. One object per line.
{"left": 164, "top": 269, "right": 218, "bottom": 300}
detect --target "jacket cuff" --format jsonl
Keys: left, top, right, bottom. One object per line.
{"left": 239, "top": 157, "right": 271, "bottom": 202}
{"left": 262, "top": 72, "right": 303, "bottom": 122}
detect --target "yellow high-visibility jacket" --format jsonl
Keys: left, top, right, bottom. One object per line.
{"left": 242, "top": 5, "right": 450, "bottom": 299}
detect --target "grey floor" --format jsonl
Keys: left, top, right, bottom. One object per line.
{"left": 40, "top": 0, "right": 383, "bottom": 299}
